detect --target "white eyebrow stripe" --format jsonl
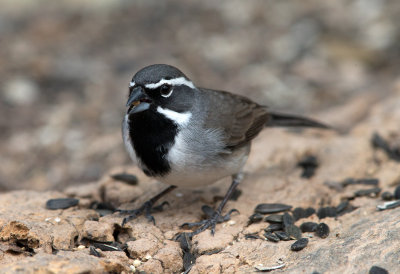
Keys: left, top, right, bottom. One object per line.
{"left": 145, "top": 77, "right": 195, "bottom": 89}
{"left": 157, "top": 106, "right": 192, "bottom": 126}
{"left": 129, "top": 81, "right": 135, "bottom": 87}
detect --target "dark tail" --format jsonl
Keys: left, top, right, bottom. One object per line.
{"left": 266, "top": 112, "right": 330, "bottom": 129}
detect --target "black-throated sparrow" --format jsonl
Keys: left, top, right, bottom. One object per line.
{"left": 121, "top": 64, "right": 328, "bottom": 236}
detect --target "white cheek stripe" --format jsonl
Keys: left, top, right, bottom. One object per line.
{"left": 129, "top": 81, "right": 135, "bottom": 87}
{"left": 145, "top": 77, "right": 195, "bottom": 89}
{"left": 157, "top": 106, "right": 192, "bottom": 126}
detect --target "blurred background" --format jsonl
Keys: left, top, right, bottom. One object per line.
{"left": 0, "top": 0, "right": 399, "bottom": 191}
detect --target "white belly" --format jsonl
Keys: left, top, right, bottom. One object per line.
{"left": 161, "top": 129, "right": 250, "bottom": 188}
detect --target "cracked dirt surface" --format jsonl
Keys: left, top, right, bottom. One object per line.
{"left": 1, "top": 90, "right": 400, "bottom": 273}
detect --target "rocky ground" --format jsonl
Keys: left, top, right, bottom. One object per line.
{"left": 1, "top": 88, "right": 400, "bottom": 273}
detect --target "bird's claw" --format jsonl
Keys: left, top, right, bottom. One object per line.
{"left": 118, "top": 200, "right": 170, "bottom": 226}
{"left": 180, "top": 206, "right": 239, "bottom": 236}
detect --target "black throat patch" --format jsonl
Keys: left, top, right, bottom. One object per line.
{"left": 128, "top": 109, "right": 178, "bottom": 177}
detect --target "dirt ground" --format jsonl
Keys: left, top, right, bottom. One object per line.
{"left": 1, "top": 1, "right": 400, "bottom": 273}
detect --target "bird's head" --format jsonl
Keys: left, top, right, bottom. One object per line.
{"left": 126, "top": 64, "right": 197, "bottom": 119}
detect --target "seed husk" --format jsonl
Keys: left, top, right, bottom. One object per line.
{"left": 265, "top": 214, "right": 283, "bottom": 223}
{"left": 274, "top": 231, "right": 290, "bottom": 241}
{"left": 317, "top": 207, "right": 337, "bottom": 219}
{"left": 291, "top": 238, "right": 309, "bottom": 251}
{"left": 285, "top": 224, "right": 302, "bottom": 240}
{"left": 315, "top": 223, "right": 330, "bottom": 238}
{"left": 245, "top": 234, "right": 263, "bottom": 240}
{"left": 248, "top": 213, "right": 264, "bottom": 224}
{"left": 394, "top": 185, "right": 400, "bottom": 200}
{"left": 300, "top": 222, "right": 318, "bottom": 232}
{"left": 264, "top": 223, "right": 283, "bottom": 232}
{"left": 369, "top": 265, "right": 389, "bottom": 274}
{"left": 354, "top": 187, "right": 381, "bottom": 198}
{"left": 255, "top": 203, "right": 292, "bottom": 214}
{"left": 111, "top": 173, "right": 138, "bottom": 185}
{"left": 381, "top": 191, "right": 394, "bottom": 201}
{"left": 46, "top": 198, "right": 79, "bottom": 210}
{"left": 297, "top": 155, "right": 319, "bottom": 179}
{"left": 264, "top": 232, "right": 280, "bottom": 242}
{"left": 342, "top": 178, "right": 379, "bottom": 186}
{"left": 292, "top": 207, "right": 315, "bottom": 221}
{"left": 377, "top": 200, "right": 400, "bottom": 211}
{"left": 89, "top": 246, "right": 101, "bottom": 257}
{"left": 282, "top": 212, "right": 294, "bottom": 227}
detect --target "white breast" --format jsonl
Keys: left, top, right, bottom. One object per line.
{"left": 161, "top": 128, "right": 249, "bottom": 188}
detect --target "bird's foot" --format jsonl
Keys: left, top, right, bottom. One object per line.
{"left": 181, "top": 205, "right": 239, "bottom": 236}
{"left": 118, "top": 200, "right": 169, "bottom": 226}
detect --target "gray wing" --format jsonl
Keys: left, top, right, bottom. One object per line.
{"left": 200, "top": 88, "right": 270, "bottom": 150}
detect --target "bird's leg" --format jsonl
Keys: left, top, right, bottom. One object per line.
{"left": 118, "top": 185, "right": 177, "bottom": 226}
{"left": 181, "top": 173, "right": 242, "bottom": 236}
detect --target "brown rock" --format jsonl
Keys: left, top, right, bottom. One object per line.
{"left": 193, "top": 225, "right": 241, "bottom": 255}
{"left": 138, "top": 258, "right": 163, "bottom": 273}
{"left": 102, "top": 181, "right": 144, "bottom": 206}
{"left": 126, "top": 238, "right": 161, "bottom": 259}
{"left": 190, "top": 253, "right": 239, "bottom": 274}
{"left": 51, "top": 224, "right": 79, "bottom": 250}
{"left": 154, "top": 240, "right": 183, "bottom": 273}
{"left": 82, "top": 220, "right": 114, "bottom": 242}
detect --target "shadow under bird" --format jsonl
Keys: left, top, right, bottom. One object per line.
{"left": 120, "top": 64, "right": 329, "bottom": 236}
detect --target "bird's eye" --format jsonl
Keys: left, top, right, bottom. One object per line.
{"left": 160, "top": 84, "right": 173, "bottom": 97}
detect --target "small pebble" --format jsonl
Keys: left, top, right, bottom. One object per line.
{"left": 381, "top": 191, "right": 394, "bottom": 201}
{"left": 377, "top": 200, "right": 400, "bottom": 211}
{"left": 354, "top": 187, "right": 381, "bottom": 198}
{"left": 228, "top": 220, "right": 236, "bottom": 226}
{"left": 291, "top": 238, "right": 309, "bottom": 251}
{"left": 300, "top": 222, "right": 318, "bottom": 232}
{"left": 144, "top": 254, "right": 152, "bottom": 261}
{"left": 265, "top": 214, "right": 283, "bottom": 223}
{"left": 285, "top": 224, "right": 302, "bottom": 240}
{"left": 77, "top": 245, "right": 86, "bottom": 250}
{"left": 255, "top": 203, "right": 292, "bottom": 214}
{"left": 264, "top": 223, "right": 283, "bottom": 232}
{"left": 317, "top": 207, "right": 337, "bottom": 219}
{"left": 394, "top": 185, "right": 400, "bottom": 199}
{"left": 274, "top": 231, "right": 290, "bottom": 241}
{"left": 54, "top": 217, "right": 61, "bottom": 223}
{"left": 129, "top": 265, "right": 136, "bottom": 272}
{"left": 315, "top": 223, "right": 330, "bottom": 238}
{"left": 248, "top": 213, "right": 263, "bottom": 224}
{"left": 133, "top": 259, "right": 141, "bottom": 267}
{"left": 369, "top": 265, "right": 389, "bottom": 274}
{"left": 111, "top": 173, "right": 138, "bottom": 185}
{"left": 264, "top": 232, "right": 280, "bottom": 242}
{"left": 46, "top": 198, "right": 79, "bottom": 210}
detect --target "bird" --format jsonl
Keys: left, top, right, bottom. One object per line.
{"left": 120, "top": 64, "right": 329, "bottom": 236}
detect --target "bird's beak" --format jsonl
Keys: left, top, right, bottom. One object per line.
{"left": 126, "top": 86, "right": 151, "bottom": 114}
